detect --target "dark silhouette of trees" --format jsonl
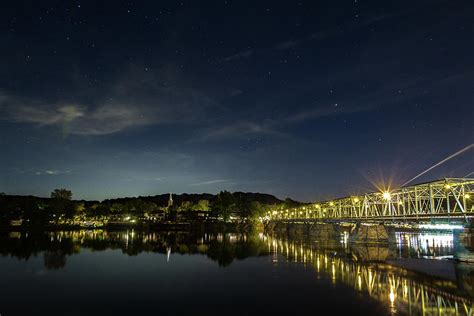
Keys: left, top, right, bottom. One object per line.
{"left": 0, "top": 191, "right": 293, "bottom": 226}
{"left": 51, "top": 189, "right": 72, "bottom": 200}
{"left": 212, "top": 191, "right": 236, "bottom": 222}
{"left": 50, "top": 188, "right": 75, "bottom": 219}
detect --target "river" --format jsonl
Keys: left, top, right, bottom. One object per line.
{"left": 0, "top": 229, "right": 472, "bottom": 315}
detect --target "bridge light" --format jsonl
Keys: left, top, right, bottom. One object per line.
{"left": 398, "top": 201, "right": 403, "bottom": 205}
{"left": 382, "top": 192, "right": 391, "bottom": 200}
{"left": 329, "top": 202, "right": 334, "bottom": 206}
{"left": 315, "top": 204, "right": 320, "bottom": 208}
{"left": 353, "top": 198, "right": 359, "bottom": 203}
{"left": 444, "top": 184, "right": 451, "bottom": 189}
{"left": 465, "top": 194, "right": 471, "bottom": 199}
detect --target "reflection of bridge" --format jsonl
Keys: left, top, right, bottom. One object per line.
{"left": 264, "top": 236, "right": 474, "bottom": 315}
{"left": 268, "top": 178, "right": 474, "bottom": 222}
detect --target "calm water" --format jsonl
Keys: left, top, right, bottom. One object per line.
{"left": 0, "top": 229, "right": 473, "bottom": 315}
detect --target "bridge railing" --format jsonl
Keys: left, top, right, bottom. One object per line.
{"left": 268, "top": 178, "right": 474, "bottom": 221}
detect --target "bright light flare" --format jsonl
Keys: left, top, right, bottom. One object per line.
{"left": 389, "top": 290, "right": 395, "bottom": 304}
{"left": 418, "top": 224, "right": 463, "bottom": 230}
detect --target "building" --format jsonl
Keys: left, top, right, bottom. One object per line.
{"left": 167, "top": 193, "right": 173, "bottom": 208}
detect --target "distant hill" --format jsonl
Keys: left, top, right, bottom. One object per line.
{"left": 100, "top": 192, "right": 285, "bottom": 207}
{"left": 0, "top": 191, "right": 296, "bottom": 208}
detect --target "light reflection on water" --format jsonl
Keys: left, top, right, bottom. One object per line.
{"left": 263, "top": 230, "right": 474, "bottom": 316}
{"left": 395, "top": 231, "right": 454, "bottom": 259}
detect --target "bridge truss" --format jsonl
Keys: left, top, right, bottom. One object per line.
{"left": 269, "top": 178, "right": 474, "bottom": 221}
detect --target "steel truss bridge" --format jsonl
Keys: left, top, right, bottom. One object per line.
{"left": 264, "top": 236, "right": 474, "bottom": 315}
{"left": 269, "top": 178, "right": 474, "bottom": 222}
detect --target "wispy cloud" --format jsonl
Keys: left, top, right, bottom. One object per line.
{"left": 35, "top": 170, "right": 71, "bottom": 176}
{"left": 189, "top": 179, "right": 232, "bottom": 186}
{"left": 275, "top": 12, "right": 413, "bottom": 51}
{"left": 0, "top": 70, "right": 216, "bottom": 136}
{"left": 221, "top": 49, "right": 253, "bottom": 62}
{"left": 195, "top": 120, "right": 290, "bottom": 142}
{"left": 0, "top": 96, "right": 155, "bottom": 135}
{"left": 193, "top": 69, "right": 466, "bottom": 143}
{"left": 222, "top": 12, "right": 413, "bottom": 64}
{"left": 0, "top": 63, "right": 218, "bottom": 136}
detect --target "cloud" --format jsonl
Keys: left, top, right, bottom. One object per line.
{"left": 284, "top": 104, "right": 376, "bottom": 124}
{"left": 221, "top": 49, "right": 253, "bottom": 62}
{"left": 275, "top": 39, "right": 302, "bottom": 50}
{"left": 0, "top": 96, "right": 155, "bottom": 135}
{"left": 193, "top": 70, "right": 460, "bottom": 144}
{"left": 189, "top": 179, "right": 232, "bottom": 186}
{"left": 221, "top": 14, "right": 407, "bottom": 63}
{"left": 230, "top": 89, "right": 243, "bottom": 97}
{"left": 0, "top": 78, "right": 215, "bottom": 136}
{"left": 0, "top": 63, "right": 219, "bottom": 136}
{"left": 35, "top": 170, "right": 71, "bottom": 176}
{"left": 195, "top": 120, "right": 289, "bottom": 142}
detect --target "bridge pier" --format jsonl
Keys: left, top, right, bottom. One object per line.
{"left": 349, "top": 223, "right": 395, "bottom": 244}
{"left": 351, "top": 244, "right": 395, "bottom": 262}
{"left": 308, "top": 222, "right": 340, "bottom": 240}
{"left": 287, "top": 223, "right": 308, "bottom": 236}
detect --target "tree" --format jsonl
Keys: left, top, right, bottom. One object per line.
{"left": 51, "top": 189, "right": 72, "bottom": 200}
{"left": 75, "top": 202, "right": 85, "bottom": 213}
{"left": 283, "top": 197, "right": 300, "bottom": 209}
{"left": 95, "top": 203, "right": 113, "bottom": 217}
{"left": 50, "top": 189, "right": 74, "bottom": 219}
{"left": 178, "top": 201, "right": 193, "bottom": 212}
{"left": 192, "top": 200, "right": 210, "bottom": 212}
{"left": 212, "top": 191, "right": 235, "bottom": 222}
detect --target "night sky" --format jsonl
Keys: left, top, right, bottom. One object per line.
{"left": 1, "top": 0, "right": 473, "bottom": 201}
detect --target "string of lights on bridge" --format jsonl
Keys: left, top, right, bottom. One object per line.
{"left": 266, "top": 178, "right": 474, "bottom": 222}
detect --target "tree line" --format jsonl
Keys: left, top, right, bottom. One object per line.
{"left": 0, "top": 189, "right": 304, "bottom": 226}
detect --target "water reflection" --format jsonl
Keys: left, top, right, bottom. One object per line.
{"left": 1, "top": 229, "right": 473, "bottom": 315}
{"left": 264, "top": 233, "right": 474, "bottom": 316}
{"left": 0, "top": 230, "right": 269, "bottom": 268}
{"left": 395, "top": 232, "right": 454, "bottom": 259}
